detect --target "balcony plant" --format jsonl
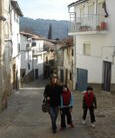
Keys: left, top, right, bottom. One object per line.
{"left": 79, "top": 25, "right": 92, "bottom": 32}
{"left": 100, "top": 22, "right": 107, "bottom": 30}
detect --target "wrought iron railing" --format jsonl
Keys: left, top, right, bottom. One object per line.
{"left": 69, "top": 14, "right": 107, "bottom": 33}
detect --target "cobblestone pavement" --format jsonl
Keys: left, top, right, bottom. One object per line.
{"left": 0, "top": 80, "right": 115, "bottom": 138}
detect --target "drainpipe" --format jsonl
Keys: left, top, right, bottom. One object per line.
{"left": 95, "top": 0, "right": 98, "bottom": 14}
{"left": 112, "top": 47, "right": 115, "bottom": 64}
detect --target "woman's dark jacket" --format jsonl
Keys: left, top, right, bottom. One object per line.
{"left": 44, "top": 84, "right": 62, "bottom": 107}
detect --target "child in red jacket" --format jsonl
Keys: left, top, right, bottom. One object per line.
{"left": 82, "top": 86, "right": 97, "bottom": 128}
{"left": 60, "top": 85, "right": 74, "bottom": 130}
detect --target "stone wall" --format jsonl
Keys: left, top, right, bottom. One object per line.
{"left": 0, "top": 0, "right": 12, "bottom": 112}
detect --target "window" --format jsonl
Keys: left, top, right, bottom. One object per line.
{"left": 72, "top": 49, "right": 74, "bottom": 56}
{"left": 32, "top": 42, "right": 36, "bottom": 47}
{"left": 80, "top": 6, "right": 85, "bottom": 17}
{"left": 28, "top": 63, "right": 30, "bottom": 70}
{"left": 70, "top": 72, "right": 72, "bottom": 81}
{"left": 32, "top": 50, "right": 35, "bottom": 55}
{"left": 67, "top": 48, "right": 69, "bottom": 55}
{"left": 83, "top": 43, "right": 91, "bottom": 56}
{"left": 18, "top": 43, "right": 20, "bottom": 53}
{"left": 88, "top": 4, "right": 94, "bottom": 15}
{"left": 14, "top": 12, "right": 18, "bottom": 23}
{"left": 60, "top": 69, "right": 64, "bottom": 83}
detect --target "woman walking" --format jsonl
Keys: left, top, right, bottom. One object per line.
{"left": 44, "top": 74, "right": 62, "bottom": 133}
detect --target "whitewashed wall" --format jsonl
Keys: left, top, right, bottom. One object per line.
{"left": 72, "top": 0, "right": 115, "bottom": 85}
{"left": 32, "top": 40, "right": 44, "bottom": 78}
{"left": 10, "top": 4, "right": 21, "bottom": 83}
{"left": 20, "top": 35, "right": 33, "bottom": 75}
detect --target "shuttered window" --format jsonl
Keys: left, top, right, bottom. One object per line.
{"left": 83, "top": 43, "right": 91, "bottom": 56}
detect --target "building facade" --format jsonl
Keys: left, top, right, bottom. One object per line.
{"left": 68, "top": 0, "right": 115, "bottom": 92}
{"left": 10, "top": 0, "right": 23, "bottom": 89}
{"left": 20, "top": 32, "right": 33, "bottom": 82}
{"left": 57, "top": 38, "right": 74, "bottom": 90}
{"left": 20, "top": 32, "right": 49, "bottom": 81}
{"left": 32, "top": 38, "right": 46, "bottom": 79}
{"left": 0, "top": 0, "right": 23, "bottom": 111}
{"left": 0, "top": 0, "right": 11, "bottom": 111}
{"left": 43, "top": 40, "right": 56, "bottom": 79}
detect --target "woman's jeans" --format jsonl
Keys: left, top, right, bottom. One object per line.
{"left": 49, "top": 107, "right": 59, "bottom": 131}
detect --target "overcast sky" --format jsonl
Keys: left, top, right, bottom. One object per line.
{"left": 18, "top": 0, "right": 75, "bottom": 20}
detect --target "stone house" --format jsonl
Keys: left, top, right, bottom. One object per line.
{"left": 56, "top": 38, "right": 74, "bottom": 90}
{"left": 68, "top": 0, "right": 115, "bottom": 92}
{"left": 0, "top": 0, "right": 23, "bottom": 111}
{"left": 43, "top": 40, "right": 56, "bottom": 78}
{"left": 10, "top": 0, "right": 23, "bottom": 89}
{"left": 20, "top": 32, "right": 46, "bottom": 81}
{"left": 31, "top": 36, "right": 47, "bottom": 80}
{"left": 0, "top": 0, "right": 10, "bottom": 111}
{"left": 20, "top": 32, "right": 57, "bottom": 81}
{"left": 20, "top": 32, "right": 33, "bottom": 82}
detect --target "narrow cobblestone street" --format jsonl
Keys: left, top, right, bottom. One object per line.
{"left": 0, "top": 80, "right": 115, "bottom": 138}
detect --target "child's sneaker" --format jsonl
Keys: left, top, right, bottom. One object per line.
{"left": 82, "top": 120, "right": 86, "bottom": 125}
{"left": 91, "top": 123, "right": 95, "bottom": 128}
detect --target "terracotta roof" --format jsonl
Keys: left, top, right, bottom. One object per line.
{"left": 11, "top": 0, "right": 23, "bottom": 16}
{"left": 61, "top": 37, "right": 73, "bottom": 49}
{"left": 20, "top": 32, "right": 58, "bottom": 45}
{"left": 20, "top": 32, "right": 44, "bottom": 40}
{"left": 68, "top": 0, "right": 88, "bottom": 7}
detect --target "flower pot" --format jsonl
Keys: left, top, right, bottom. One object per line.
{"left": 100, "top": 22, "right": 107, "bottom": 30}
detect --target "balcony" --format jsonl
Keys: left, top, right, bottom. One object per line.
{"left": 32, "top": 49, "right": 46, "bottom": 57}
{"left": 69, "top": 14, "right": 108, "bottom": 35}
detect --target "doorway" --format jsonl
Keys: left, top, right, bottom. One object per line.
{"left": 103, "top": 61, "right": 111, "bottom": 91}
{"left": 77, "top": 68, "right": 88, "bottom": 91}
{"left": 35, "top": 69, "right": 39, "bottom": 79}
{"left": 60, "top": 69, "right": 64, "bottom": 83}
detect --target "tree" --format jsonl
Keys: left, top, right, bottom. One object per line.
{"left": 48, "top": 24, "right": 52, "bottom": 39}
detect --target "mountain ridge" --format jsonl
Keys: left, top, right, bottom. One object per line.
{"left": 20, "top": 17, "right": 70, "bottom": 39}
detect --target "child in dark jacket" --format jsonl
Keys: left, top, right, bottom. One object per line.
{"left": 60, "top": 85, "right": 74, "bottom": 130}
{"left": 82, "top": 86, "right": 97, "bottom": 128}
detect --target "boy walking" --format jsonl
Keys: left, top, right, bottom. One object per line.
{"left": 60, "top": 85, "right": 74, "bottom": 130}
{"left": 82, "top": 86, "right": 97, "bottom": 128}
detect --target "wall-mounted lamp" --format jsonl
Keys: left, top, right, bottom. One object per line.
{"left": 0, "top": 16, "right": 6, "bottom": 21}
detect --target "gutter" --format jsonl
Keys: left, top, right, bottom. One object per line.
{"left": 11, "top": 0, "right": 23, "bottom": 16}
{"left": 68, "top": 0, "right": 88, "bottom": 8}
{"left": 112, "top": 47, "right": 115, "bottom": 64}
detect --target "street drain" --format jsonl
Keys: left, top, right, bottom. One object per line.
{"left": 12, "top": 121, "right": 47, "bottom": 127}
{"left": 96, "top": 114, "right": 106, "bottom": 118}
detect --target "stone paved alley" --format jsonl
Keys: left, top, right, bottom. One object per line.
{"left": 0, "top": 80, "right": 115, "bottom": 138}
